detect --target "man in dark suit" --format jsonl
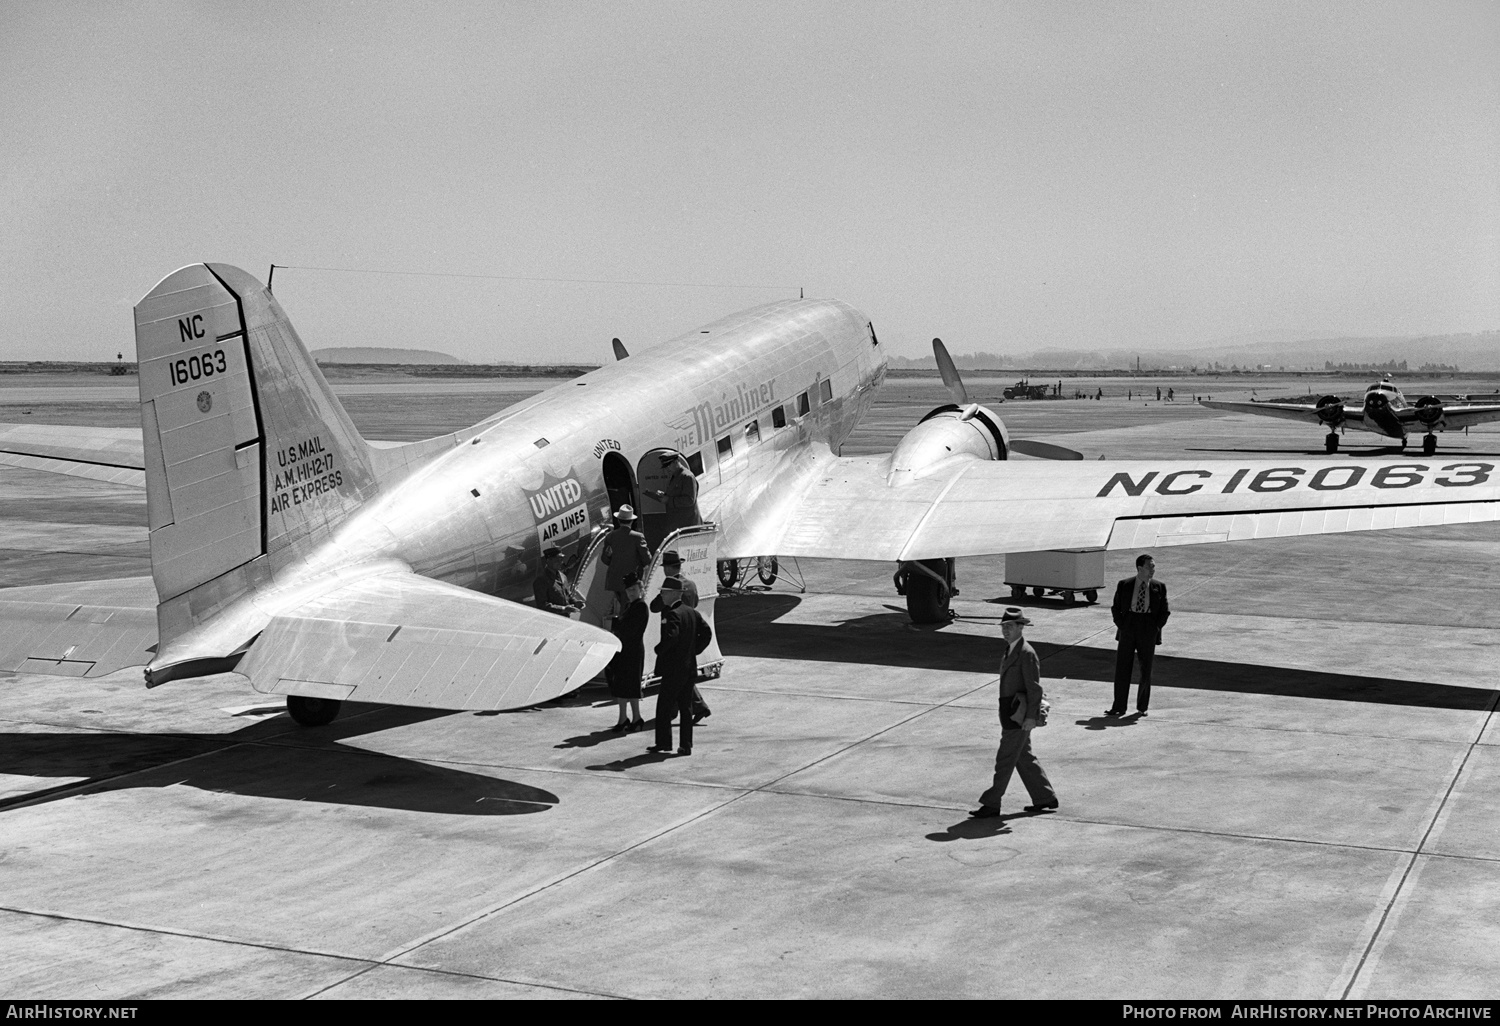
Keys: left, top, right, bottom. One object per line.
{"left": 970, "top": 607, "right": 1057, "bottom": 818}
{"left": 650, "top": 550, "right": 710, "bottom": 724}
{"left": 647, "top": 577, "right": 711, "bottom": 756}
{"left": 1108, "top": 553, "right": 1170, "bottom": 716}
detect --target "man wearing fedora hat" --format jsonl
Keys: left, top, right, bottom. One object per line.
{"left": 651, "top": 549, "right": 710, "bottom": 724}
{"left": 601, "top": 505, "right": 651, "bottom": 614}
{"left": 971, "top": 607, "right": 1058, "bottom": 818}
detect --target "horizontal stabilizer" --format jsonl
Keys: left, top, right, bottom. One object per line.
{"left": 0, "top": 577, "right": 159, "bottom": 677}
{"left": 0, "top": 424, "right": 145, "bottom": 486}
{"left": 234, "top": 569, "right": 620, "bottom": 711}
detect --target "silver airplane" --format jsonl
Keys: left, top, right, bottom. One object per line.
{"left": 1200, "top": 378, "right": 1500, "bottom": 455}
{"left": 3, "top": 263, "right": 1500, "bottom": 727}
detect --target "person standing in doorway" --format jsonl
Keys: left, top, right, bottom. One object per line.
{"left": 1107, "top": 553, "right": 1170, "bottom": 717}
{"left": 651, "top": 454, "right": 701, "bottom": 537}
{"left": 971, "top": 608, "right": 1057, "bottom": 818}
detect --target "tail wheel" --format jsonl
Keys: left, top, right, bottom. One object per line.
{"left": 756, "top": 555, "right": 779, "bottom": 585}
{"left": 287, "top": 695, "right": 342, "bottom": 727}
{"left": 716, "top": 559, "right": 739, "bottom": 588}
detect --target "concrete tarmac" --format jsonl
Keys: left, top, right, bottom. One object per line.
{"left": 0, "top": 383, "right": 1497, "bottom": 999}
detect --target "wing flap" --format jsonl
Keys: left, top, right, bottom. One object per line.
{"left": 234, "top": 569, "right": 620, "bottom": 711}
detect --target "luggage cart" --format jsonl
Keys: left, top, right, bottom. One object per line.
{"left": 1003, "top": 549, "right": 1106, "bottom": 605}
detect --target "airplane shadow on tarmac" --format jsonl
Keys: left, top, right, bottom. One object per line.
{"left": 718, "top": 594, "right": 1499, "bottom": 712}
{"left": 0, "top": 704, "right": 559, "bottom": 817}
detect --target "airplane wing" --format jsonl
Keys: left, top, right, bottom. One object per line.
{"left": 1397, "top": 403, "right": 1500, "bottom": 431}
{"left": 234, "top": 568, "right": 620, "bottom": 711}
{"left": 1197, "top": 399, "right": 1365, "bottom": 429}
{"left": 0, "top": 577, "right": 158, "bottom": 677}
{"left": 0, "top": 423, "right": 145, "bottom": 487}
{"left": 720, "top": 450, "right": 1500, "bottom": 561}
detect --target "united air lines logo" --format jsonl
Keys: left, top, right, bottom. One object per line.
{"left": 666, "top": 376, "right": 779, "bottom": 448}
{"left": 525, "top": 468, "right": 592, "bottom": 549}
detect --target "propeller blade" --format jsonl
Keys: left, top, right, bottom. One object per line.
{"left": 1010, "top": 439, "right": 1085, "bottom": 461}
{"left": 611, "top": 338, "right": 629, "bottom": 361}
{"left": 932, "top": 338, "right": 968, "bottom": 406}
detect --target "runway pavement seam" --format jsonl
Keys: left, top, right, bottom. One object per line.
{"left": 364, "top": 789, "right": 760, "bottom": 969}
{"left": 300, "top": 955, "right": 630, "bottom": 1000}
{"left": 0, "top": 903, "right": 378, "bottom": 971}
{"left": 1335, "top": 706, "right": 1492, "bottom": 1000}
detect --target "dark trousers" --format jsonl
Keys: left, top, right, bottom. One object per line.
{"left": 978, "top": 728, "right": 1056, "bottom": 808}
{"left": 1113, "top": 625, "right": 1156, "bottom": 712}
{"left": 654, "top": 678, "right": 695, "bottom": 750}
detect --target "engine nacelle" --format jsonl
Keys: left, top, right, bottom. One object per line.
{"left": 1415, "top": 395, "right": 1444, "bottom": 427}
{"left": 1315, "top": 394, "right": 1345, "bottom": 427}
{"left": 888, "top": 403, "right": 1007, "bottom": 484}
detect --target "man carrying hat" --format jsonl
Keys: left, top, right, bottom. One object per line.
{"left": 970, "top": 607, "right": 1058, "bottom": 818}
{"left": 601, "top": 505, "right": 651, "bottom": 614}
{"left": 532, "top": 546, "right": 585, "bottom": 617}
{"left": 650, "top": 549, "right": 710, "bottom": 724}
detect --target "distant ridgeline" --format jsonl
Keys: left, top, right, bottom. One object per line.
{"left": 310, "top": 347, "right": 599, "bottom": 377}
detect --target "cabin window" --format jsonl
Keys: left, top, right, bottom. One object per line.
{"left": 745, "top": 421, "right": 760, "bottom": 444}
{"left": 687, "top": 451, "right": 704, "bottom": 476}
{"left": 820, "top": 378, "right": 833, "bottom": 403}
{"left": 772, "top": 405, "right": 786, "bottom": 429}
{"left": 798, "top": 391, "right": 810, "bottom": 416}
{"left": 717, "top": 435, "right": 733, "bottom": 457}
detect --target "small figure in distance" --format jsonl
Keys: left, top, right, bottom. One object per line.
{"left": 646, "top": 576, "right": 713, "bottom": 757}
{"left": 1106, "top": 553, "right": 1170, "bottom": 717}
{"left": 651, "top": 550, "right": 711, "bottom": 724}
{"left": 533, "top": 545, "right": 585, "bottom": 618}
{"left": 970, "top": 608, "right": 1058, "bottom": 819}
{"left": 601, "top": 505, "right": 651, "bottom": 617}
{"left": 605, "top": 572, "right": 647, "bottom": 733}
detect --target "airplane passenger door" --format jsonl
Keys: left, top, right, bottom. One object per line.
{"left": 637, "top": 448, "right": 694, "bottom": 552}
{"left": 638, "top": 523, "right": 723, "bottom": 683}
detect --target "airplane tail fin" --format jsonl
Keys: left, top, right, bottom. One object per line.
{"left": 134, "top": 264, "right": 378, "bottom": 618}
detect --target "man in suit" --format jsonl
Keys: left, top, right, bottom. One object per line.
{"left": 1108, "top": 552, "right": 1170, "bottom": 716}
{"left": 650, "top": 550, "right": 711, "bottom": 724}
{"left": 647, "top": 577, "right": 711, "bottom": 757}
{"left": 532, "top": 546, "right": 584, "bottom": 617}
{"left": 970, "top": 607, "right": 1057, "bottom": 818}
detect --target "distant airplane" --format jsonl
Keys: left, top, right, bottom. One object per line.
{"left": 2, "top": 264, "right": 1499, "bottom": 727}
{"left": 1200, "top": 378, "right": 1500, "bottom": 454}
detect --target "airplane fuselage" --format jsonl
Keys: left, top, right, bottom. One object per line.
{"left": 325, "top": 299, "right": 885, "bottom": 603}
{"left": 1360, "top": 380, "right": 1408, "bottom": 442}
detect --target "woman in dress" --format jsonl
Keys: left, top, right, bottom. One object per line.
{"left": 608, "top": 574, "right": 648, "bottom": 732}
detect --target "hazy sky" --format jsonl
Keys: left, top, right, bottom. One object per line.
{"left": 4, "top": 1, "right": 1497, "bottom": 363}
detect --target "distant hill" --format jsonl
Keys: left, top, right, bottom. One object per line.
{"left": 889, "top": 330, "right": 1500, "bottom": 372}
{"left": 311, "top": 346, "right": 467, "bottom": 365}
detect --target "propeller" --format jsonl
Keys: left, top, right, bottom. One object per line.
{"left": 932, "top": 337, "right": 1083, "bottom": 460}
{"left": 1010, "top": 439, "right": 1085, "bottom": 461}
{"left": 932, "top": 338, "right": 968, "bottom": 405}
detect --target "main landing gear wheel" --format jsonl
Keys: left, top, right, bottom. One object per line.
{"left": 717, "top": 559, "right": 739, "bottom": 588}
{"left": 287, "top": 695, "right": 342, "bottom": 727}
{"left": 905, "top": 572, "right": 950, "bottom": 623}
{"left": 1324, "top": 432, "right": 1339, "bottom": 454}
{"left": 756, "top": 555, "right": 779, "bottom": 586}
{"left": 1423, "top": 434, "right": 1437, "bottom": 455}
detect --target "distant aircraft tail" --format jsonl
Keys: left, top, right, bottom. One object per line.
{"left": 134, "top": 264, "right": 379, "bottom": 639}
